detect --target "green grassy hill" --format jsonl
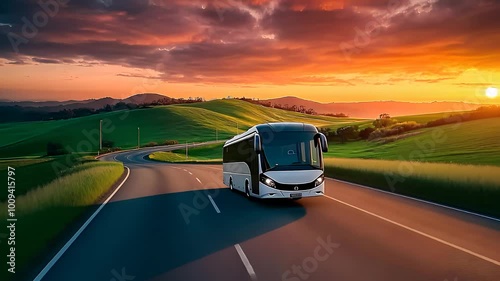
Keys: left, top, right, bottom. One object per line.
{"left": 149, "top": 143, "right": 224, "bottom": 163}
{"left": 325, "top": 117, "right": 500, "bottom": 166}
{"left": 0, "top": 100, "right": 361, "bottom": 157}
{"left": 394, "top": 111, "right": 470, "bottom": 124}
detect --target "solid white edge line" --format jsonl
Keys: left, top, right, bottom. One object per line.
{"left": 323, "top": 194, "right": 500, "bottom": 267}
{"left": 327, "top": 178, "right": 500, "bottom": 223}
{"left": 234, "top": 244, "right": 257, "bottom": 280}
{"left": 34, "top": 166, "right": 131, "bottom": 281}
{"left": 207, "top": 195, "right": 221, "bottom": 214}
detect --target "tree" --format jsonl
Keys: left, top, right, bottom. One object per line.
{"left": 317, "top": 127, "right": 332, "bottom": 138}
{"left": 373, "top": 114, "right": 396, "bottom": 128}
{"left": 336, "top": 126, "right": 359, "bottom": 143}
{"left": 103, "top": 104, "right": 113, "bottom": 112}
{"left": 359, "top": 127, "right": 376, "bottom": 140}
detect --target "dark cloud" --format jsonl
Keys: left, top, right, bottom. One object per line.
{"left": 32, "top": 57, "right": 61, "bottom": 63}
{"left": 0, "top": 0, "right": 499, "bottom": 84}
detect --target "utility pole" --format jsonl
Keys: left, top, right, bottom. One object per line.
{"left": 138, "top": 127, "right": 140, "bottom": 148}
{"left": 185, "top": 141, "right": 188, "bottom": 159}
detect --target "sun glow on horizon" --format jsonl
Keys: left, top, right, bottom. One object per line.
{"left": 486, "top": 87, "right": 498, "bottom": 99}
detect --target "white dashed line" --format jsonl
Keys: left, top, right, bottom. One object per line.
{"left": 196, "top": 178, "right": 202, "bottom": 184}
{"left": 188, "top": 171, "right": 193, "bottom": 175}
{"left": 207, "top": 195, "right": 221, "bottom": 214}
{"left": 234, "top": 244, "right": 257, "bottom": 280}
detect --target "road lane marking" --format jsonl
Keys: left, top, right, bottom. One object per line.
{"left": 188, "top": 171, "right": 193, "bottom": 175}
{"left": 234, "top": 244, "right": 257, "bottom": 280}
{"left": 183, "top": 169, "right": 188, "bottom": 172}
{"left": 196, "top": 178, "right": 202, "bottom": 184}
{"left": 34, "top": 166, "right": 131, "bottom": 281}
{"left": 328, "top": 178, "right": 500, "bottom": 223}
{"left": 323, "top": 194, "right": 500, "bottom": 267}
{"left": 207, "top": 195, "right": 221, "bottom": 213}
{"left": 126, "top": 154, "right": 134, "bottom": 162}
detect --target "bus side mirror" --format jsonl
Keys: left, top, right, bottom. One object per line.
{"left": 254, "top": 134, "right": 262, "bottom": 154}
{"left": 315, "top": 133, "right": 329, "bottom": 153}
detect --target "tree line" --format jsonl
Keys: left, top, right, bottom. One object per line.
{"left": 0, "top": 97, "right": 205, "bottom": 123}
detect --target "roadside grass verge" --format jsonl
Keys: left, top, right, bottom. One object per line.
{"left": 0, "top": 161, "right": 124, "bottom": 280}
{"left": 324, "top": 158, "right": 500, "bottom": 218}
{"left": 0, "top": 155, "right": 97, "bottom": 202}
{"left": 149, "top": 143, "right": 223, "bottom": 164}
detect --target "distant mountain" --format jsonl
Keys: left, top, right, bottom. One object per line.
{"left": 122, "top": 93, "right": 169, "bottom": 105}
{"left": 263, "top": 96, "right": 484, "bottom": 118}
{"left": 0, "top": 93, "right": 170, "bottom": 111}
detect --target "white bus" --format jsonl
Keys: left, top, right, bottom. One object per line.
{"left": 223, "top": 122, "right": 329, "bottom": 199}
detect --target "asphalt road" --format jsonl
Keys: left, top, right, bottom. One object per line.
{"left": 33, "top": 145, "right": 500, "bottom": 281}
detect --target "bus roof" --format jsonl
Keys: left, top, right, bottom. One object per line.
{"left": 224, "top": 122, "right": 318, "bottom": 147}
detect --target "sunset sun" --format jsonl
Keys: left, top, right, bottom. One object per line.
{"left": 486, "top": 87, "right": 498, "bottom": 99}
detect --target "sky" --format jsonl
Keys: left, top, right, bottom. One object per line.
{"left": 0, "top": 0, "right": 499, "bottom": 103}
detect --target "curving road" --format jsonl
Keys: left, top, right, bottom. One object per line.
{"left": 30, "top": 144, "right": 500, "bottom": 281}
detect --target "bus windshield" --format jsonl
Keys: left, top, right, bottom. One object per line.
{"left": 261, "top": 132, "right": 322, "bottom": 171}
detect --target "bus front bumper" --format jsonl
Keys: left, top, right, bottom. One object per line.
{"left": 256, "top": 182, "right": 325, "bottom": 199}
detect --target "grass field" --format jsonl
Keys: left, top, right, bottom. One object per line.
{"left": 0, "top": 161, "right": 124, "bottom": 280}
{"left": 0, "top": 100, "right": 360, "bottom": 158}
{"left": 324, "top": 158, "right": 500, "bottom": 217}
{"left": 325, "top": 117, "right": 500, "bottom": 166}
{"left": 393, "top": 111, "right": 470, "bottom": 124}
{"left": 149, "top": 143, "right": 223, "bottom": 163}
{"left": 0, "top": 155, "right": 97, "bottom": 201}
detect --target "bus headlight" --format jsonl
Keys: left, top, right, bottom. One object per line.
{"left": 314, "top": 175, "right": 325, "bottom": 187}
{"left": 260, "top": 175, "right": 276, "bottom": 188}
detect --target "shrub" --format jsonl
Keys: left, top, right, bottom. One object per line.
{"left": 368, "top": 121, "right": 423, "bottom": 140}
{"left": 359, "top": 127, "right": 375, "bottom": 140}
{"left": 373, "top": 117, "right": 397, "bottom": 128}
{"left": 145, "top": 142, "right": 158, "bottom": 147}
{"left": 163, "top": 140, "right": 179, "bottom": 145}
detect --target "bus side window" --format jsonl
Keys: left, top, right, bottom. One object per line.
{"left": 310, "top": 140, "right": 318, "bottom": 164}
{"left": 300, "top": 142, "right": 306, "bottom": 162}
